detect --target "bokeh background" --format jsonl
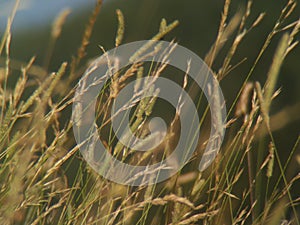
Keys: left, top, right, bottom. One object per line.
{"left": 1, "top": 0, "right": 299, "bottom": 154}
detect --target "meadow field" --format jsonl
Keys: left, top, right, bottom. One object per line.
{"left": 0, "top": 0, "right": 299, "bottom": 224}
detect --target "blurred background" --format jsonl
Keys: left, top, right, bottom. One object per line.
{"left": 1, "top": 0, "right": 299, "bottom": 152}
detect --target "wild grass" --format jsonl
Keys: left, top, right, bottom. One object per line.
{"left": 0, "top": 0, "right": 299, "bottom": 224}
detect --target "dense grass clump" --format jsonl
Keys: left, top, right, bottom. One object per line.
{"left": 0, "top": 0, "right": 299, "bottom": 224}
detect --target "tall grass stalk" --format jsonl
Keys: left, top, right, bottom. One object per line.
{"left": 0, "top": 0, "right": 299, "bottom": 224}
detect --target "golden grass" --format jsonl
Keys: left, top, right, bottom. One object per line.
{"left": 0, "top": 0, "right": 299, "bottom": 224}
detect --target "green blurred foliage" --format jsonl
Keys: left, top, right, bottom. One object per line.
{"left": 4, "top": 0, "right": 300, "bottom": 152}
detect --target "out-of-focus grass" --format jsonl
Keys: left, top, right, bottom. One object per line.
{"left": 0, "top": 0, "right": 299, "bottom": 224}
